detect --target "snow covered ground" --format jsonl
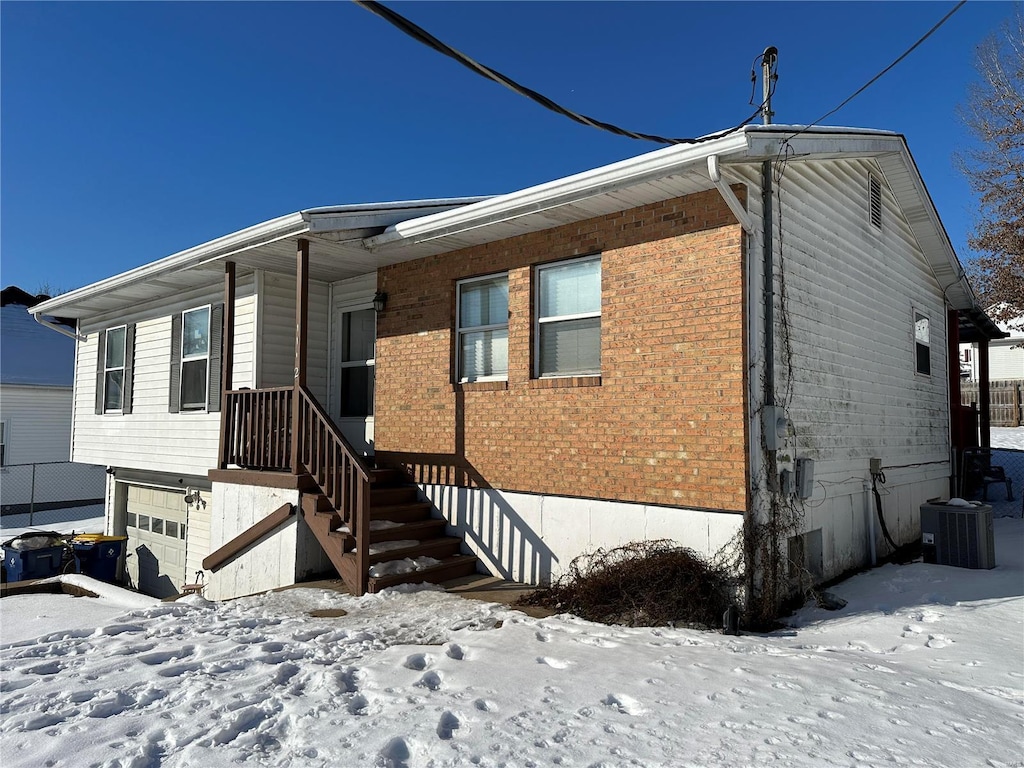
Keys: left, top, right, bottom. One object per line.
{"left": 991, "top": 427, "right": 1024, "bottom": 450}
{"left": 2, "top": 523, "right": 1022, "bottom": 767}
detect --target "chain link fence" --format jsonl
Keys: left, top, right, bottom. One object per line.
{"left": 959, "top": 447, "right": 1023, "bottom": 519}
{"left": 0, "top": 461, "right": 106, "bottom": 529}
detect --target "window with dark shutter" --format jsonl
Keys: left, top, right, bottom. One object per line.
{"left": 169, "top": 314, "right": 182, "bottom": 413}
{"left": 96, "top": 325, "right": 135, "bottom": 414}
{"left": 170, "top": 304, "right": 222, "bottom": 412}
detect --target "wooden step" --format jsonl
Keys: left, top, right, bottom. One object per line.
{"left": 366, "top": 554, "right": 480, "bottom": 593}
{"left": 371, "top": 486, "right": 419, "bottom": 506}
{"left": 370, "top": 501, "right": 433, "bottom": 524}
{"left": 367, "top": 536, "right": 463, "bottom": 565}
{"left": 369, "top": 468, "right": 408, "bottom": 486}
{"left": 368, "top": 518, "right": 447, "bottom": 543}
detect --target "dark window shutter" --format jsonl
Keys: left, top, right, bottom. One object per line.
{"left": 207, "top": 303, "right": 223, "bottom": 412}
{"left": 169, "top": 314, "right": 182, "bottom": 413}
{"left": 94, "top": 331, "right": 107, "bottom": 415}
{"left": 122, "top": 324, "right": 136, "bottom": 414}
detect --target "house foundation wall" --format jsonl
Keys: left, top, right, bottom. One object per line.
{"left": 206, "top": 483, "right": 329, "bottom": 600}
{"left": 421, "top": 483, "right": 745, "bottom": 585}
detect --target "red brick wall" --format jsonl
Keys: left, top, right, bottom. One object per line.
{"left": 375, "top": 188, "right": 748, "bottom": 512}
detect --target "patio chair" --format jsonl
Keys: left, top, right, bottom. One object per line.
{"left": 962, "top": 448, "right": 1014, "bottom": 502}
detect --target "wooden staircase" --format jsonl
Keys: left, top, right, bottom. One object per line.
{"left": 301, "top": 466, "right": 479, "bottom": 593}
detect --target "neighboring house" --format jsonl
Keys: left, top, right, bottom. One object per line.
{"left": 0, "top": 287, "right": 105, "bottom": 515}
{"left": 960, "top": 308, "right": 1023, "bottom": 381}
{"left": 959, "top": 307, "right": 1022, "bottom": 429}
{"left": 31, "top": 125, "right": 1004, "bottom": 610}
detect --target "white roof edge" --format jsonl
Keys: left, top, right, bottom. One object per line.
{"left": 31, "top": 198, "right": 492, "bottom": 318}
{"left": 301, "top": 196, "right": 493, "bottom": 217}
{"left": 366, "top": 130, "right": 753, "bottom": 249}
{"left": 32, "top": 212, "right": 309, "bottom": 317}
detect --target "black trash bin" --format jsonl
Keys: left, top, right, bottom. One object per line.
{"left": 71, "top": 535, "right": 127, "bottom": 583}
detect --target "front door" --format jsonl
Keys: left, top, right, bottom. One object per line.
{"left": 332, "top": 305, "right": 376, "bottom": 455}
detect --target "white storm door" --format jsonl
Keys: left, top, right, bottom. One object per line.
{"left": 332, "top": 306, "right": 376, "bottom": 455}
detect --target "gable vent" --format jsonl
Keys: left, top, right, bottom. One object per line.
{"left": 869, "top": 175, "right": 882, "bottom": 229}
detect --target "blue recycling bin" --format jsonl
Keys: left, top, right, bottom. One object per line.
{"left": 2, "top": 539, "right": 66, "bottom": 582}
{"left": 71, "top": 535, "right": 127, "bottom": 583}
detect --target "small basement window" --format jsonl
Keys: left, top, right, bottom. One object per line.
{"left": 915, "top": 311, "right": 931, "bottom": 375}
{"left": 869, "top": 174, "right": 882, "bottom": 229}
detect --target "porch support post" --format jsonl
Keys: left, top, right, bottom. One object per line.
{"left": 947, "top": 309, "right": 961, "bottom": 496}
{"left": 218, "top": 261, "right": 236, "bottom": 469}
{"left": 291, "top": 239, "right": 310, "bottom": 475}
{"left": 979, "top": 339, "right": 991, "bottom": 448}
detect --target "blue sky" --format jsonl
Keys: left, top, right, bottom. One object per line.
{"left": 0, "top": 1, "right": 1013, "bottom": 295}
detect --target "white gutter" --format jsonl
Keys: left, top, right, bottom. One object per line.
{"left": 707, "top": 155, "right": 754, "bottom": 231}
{"left": 33, "top": 311, "right": 86, "bottom": 342}
{"left": 32, "top": 212, "right": 309, "bottom": 318}
{"left": 365, "top": 130, "right": 752, "bottom": 250}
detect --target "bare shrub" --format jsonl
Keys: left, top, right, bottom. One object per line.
{"left": 517, "top": 540, "right": 732, "bottom": 629}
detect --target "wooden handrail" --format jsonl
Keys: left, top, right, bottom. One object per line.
{"left": 202, "top": 503, "right": 295, "bottom": 572}
{"left": 217, "top": 382, "right": 373, "bottom": 594}
{"left": 295, "top": 385, "right": 372, "bottom": 595}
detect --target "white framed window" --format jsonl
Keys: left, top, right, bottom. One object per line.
{"left": 868, "top": 174, "right": 882, "bottom": 229}
{"left": 0, "top": 420, "right": 8, "bottom": 466}
{"left": 181, "top": 306, "right": 211, "bottom": 410}
{"left": 914, "top": 310, "right": 931, "bottom": 376}
{"left": 456, "top": 273, "right": 508, "bottom": 382}
{"left": 103, "top": 325, "right": 127, "bottom": 412}
{"left": 535, "top": 255, "right": 601, "bottom": 377}
{"left": 339, "top": 308, "right": 376, "bottom": 417}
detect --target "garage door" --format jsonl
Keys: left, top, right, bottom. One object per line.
{"left": 126, "top": 485, "right": 187, "bottom": 598}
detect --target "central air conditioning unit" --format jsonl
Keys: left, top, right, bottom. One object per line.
{"left": 920, "top": 501, "right": 995, "bottom": 569}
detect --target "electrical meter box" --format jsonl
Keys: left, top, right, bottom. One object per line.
{"left": 795, "top": 457, "right": 814, "bottom": 499}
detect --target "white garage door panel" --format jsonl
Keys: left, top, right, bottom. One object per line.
{"left": 126, "top": 485, "right": 188, "bottom": 599}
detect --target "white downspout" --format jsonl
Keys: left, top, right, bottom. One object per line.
{"left": 32, "top": 311, "right": 87, "bottom": 342}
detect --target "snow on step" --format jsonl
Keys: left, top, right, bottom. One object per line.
{"left": 368, "top": 556, "right": 441, "bottom": 578}
{"left": 368, "top": 540, "right": 420, "bottom": 556}
{"left": 335, "top": 520, "right": 405, "bottom": 535}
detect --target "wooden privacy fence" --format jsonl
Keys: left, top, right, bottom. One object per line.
{"left": 961, "top": 380, "right": 1024, "bottom": 427}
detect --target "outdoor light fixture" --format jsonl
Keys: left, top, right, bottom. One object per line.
{"left": 372, "top": 291, "right": 388, "bottom": 313}
{"left": 184, "top": 488, "right": 207, "bottom": 509}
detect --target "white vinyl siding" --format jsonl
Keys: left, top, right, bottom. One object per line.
{"left": 258, "top": 272, "right": 329, "bottom": 403}
{"left": 988, "top": 342, "right": 1024, "bottom": 380}
{"left": 457, "top": 273, "right": 508, "bottom": 382}
{"left": 0, "top": 385, "right": 73, "bottom": 464}
{"left": 535, "top": 256, "right": 601, "bottom": 377}
{"left": 72, "top": 276, "right": 255, "bottom": 476}
{"left": 736, "top": 157, "right": 949, "bottom": 579}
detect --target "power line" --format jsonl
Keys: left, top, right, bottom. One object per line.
{"left": 786, "top": 1, "right": 967, "bottom": 141}
{"left": 354, "top": 1, "right": 764, "bottom": 146}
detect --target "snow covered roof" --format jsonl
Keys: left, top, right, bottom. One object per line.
{"left": 32, "top": 125, "right": 978, "bottom": 321}
{"left": 1, "top": 303, "right": 75, "bottom": 387}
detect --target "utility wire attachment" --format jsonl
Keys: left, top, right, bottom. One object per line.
{"left": 786, "top": 0, "right": 966, "bottom": 141}
{"left": 354, "top": 0, "right": 765, "bottom": 145}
